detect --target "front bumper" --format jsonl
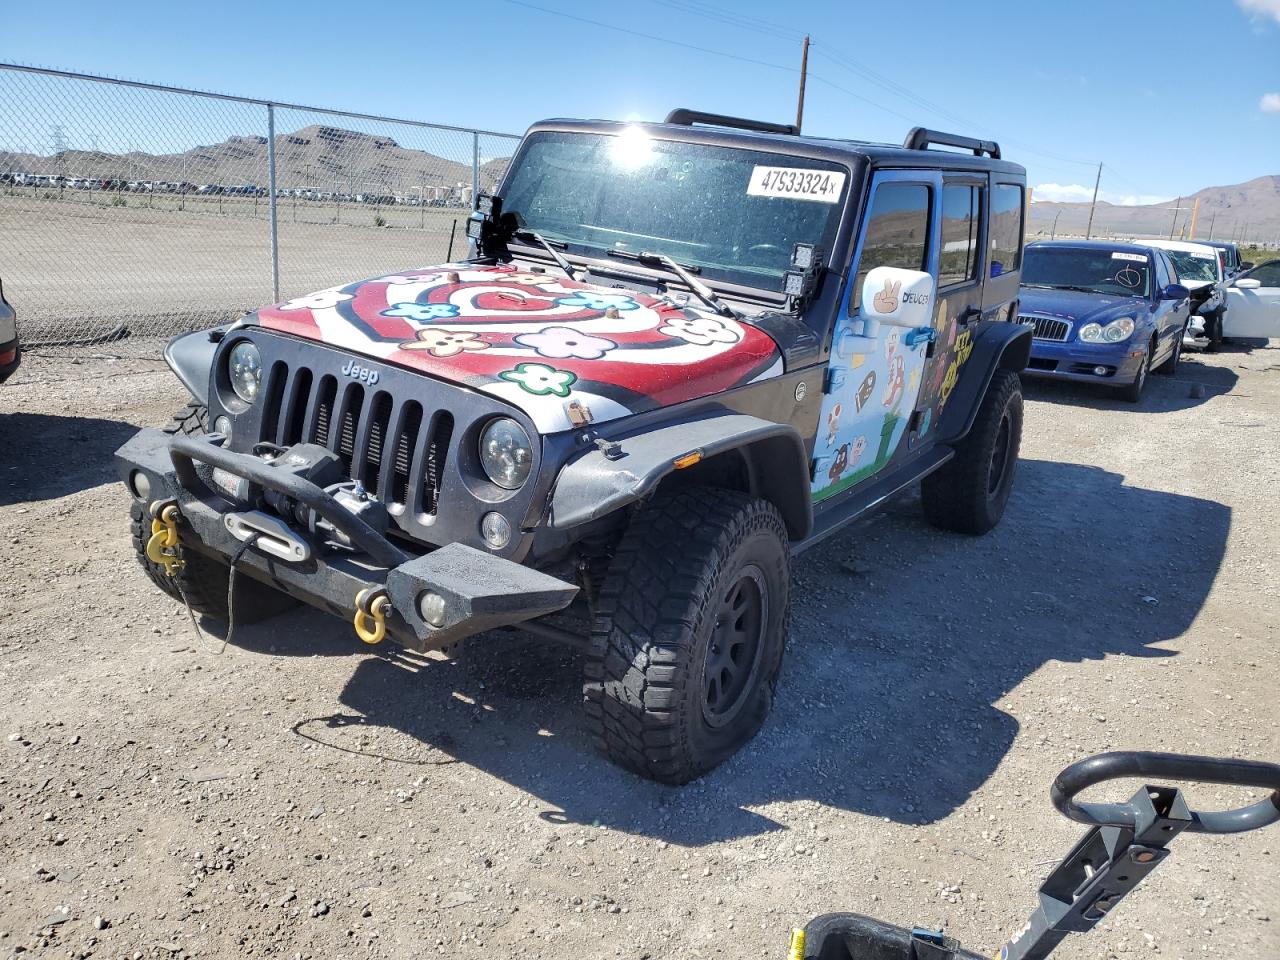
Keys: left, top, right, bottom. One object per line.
{"left": 1024, "top": 339, "right": 1146, "bottom": 386}
{"left": 115, "top": 428, "right": 578, "bottom": 651}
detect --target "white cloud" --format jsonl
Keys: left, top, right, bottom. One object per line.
{"left": 1261, "top": 92, "right": 1280, "bottom": 112}
{"left": 1033, "top": 183, "right": 1172, "bottom": 207}
{"left": 1237, "top": 0, "right": 1280, "bottom": 24}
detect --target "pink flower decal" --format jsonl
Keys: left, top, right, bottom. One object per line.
{"left": 514, "top": 326, "right": 616, "bottom": 360}
{"left": 279, "top": 290, "right": 353, "bottom": 311}
{"left": 399, "top": 328, "right": 489, "bottom": 358}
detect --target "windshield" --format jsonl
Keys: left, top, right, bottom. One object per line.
{"left": 500, "top": 130, "right": 849, "bottom": 290}
{"left": 1162, "top": 248, "right": 1219, "bottom": 283}
{"left": 1021, "top": 246, "right": 1151, "bottom": 297}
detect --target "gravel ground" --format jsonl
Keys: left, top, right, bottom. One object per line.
{"left": 0, "top": 344, "right": 1277, "bottom": 960}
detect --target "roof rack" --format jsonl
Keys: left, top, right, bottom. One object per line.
{"left": 903, "top": 127, "right": 1000, "bottom": 160}
{"left": 665, "top": 108, "right": 799, "bottom": 136}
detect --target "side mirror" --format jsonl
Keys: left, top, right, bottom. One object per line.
{"left": 1235, "top": 278, "right": 1262, "bottom": 290}
{"left": 1162, "top": 283, "right": 1190, "bottom": 301}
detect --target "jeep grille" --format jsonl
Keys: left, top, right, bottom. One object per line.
{"left": 257, "top": 359, "right": 454, "bottom": 517}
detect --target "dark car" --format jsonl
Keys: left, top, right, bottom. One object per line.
{"left": 1199, "top": 240, "right": 1250, "bottom": 277}
{"left": 0, "top": 276, "right": 18, "bottom": 383}
{"left": 114, "top": 111, "right": 1031, "bottom": 783}
{"left": 1018, "top": 240, "right": 1190, "bottom": 402}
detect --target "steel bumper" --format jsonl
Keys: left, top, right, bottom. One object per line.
{"left": 114, "top": 428, "right": 578, "bottom": 651}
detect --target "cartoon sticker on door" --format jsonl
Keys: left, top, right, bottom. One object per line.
{"left": 812, "top": 265, "right": 936, "bottom": 502}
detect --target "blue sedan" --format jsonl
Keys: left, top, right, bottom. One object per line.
{"left": 1018, "top": 240, "right": 1191, "bottom": 402}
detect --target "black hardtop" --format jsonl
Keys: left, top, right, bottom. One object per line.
{"left": 525, "top": 117, "right": 1026, "bottom": 179}
{"left": 1027, "top": 238, "right": 1163, "bottom": 257}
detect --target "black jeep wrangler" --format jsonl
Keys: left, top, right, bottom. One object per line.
{"left": 116, "top": 110, "right": 1030, "bottom": 783}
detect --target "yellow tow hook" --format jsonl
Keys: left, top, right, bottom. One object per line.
{"left": 146, "top": 502, "right": 185, "bottom": 577}
{"left": 353, "top": 587, "right": 390, "bottom": 645}
{"left": 786, "top": 928, "right": 805, "bottom": 960}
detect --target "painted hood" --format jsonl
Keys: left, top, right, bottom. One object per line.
{"left": 1020, "top": 287, "right": 1146, "bottom": 338}
{"left": 249, "top": 264, "right": 782, "bottom": 434}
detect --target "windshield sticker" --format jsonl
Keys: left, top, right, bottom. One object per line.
{"left": 1111, "top": 252, "right": 1147, "bottom": 263}
{"left": 747, "top": 166, "right": 845, "bottom": 203}
{"left": 1187, "top": 250, "right": 1216, "bottom": 260}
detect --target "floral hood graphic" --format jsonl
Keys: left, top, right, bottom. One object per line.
{"left": 249, "top": 264, "right": 783, "bottom": 433}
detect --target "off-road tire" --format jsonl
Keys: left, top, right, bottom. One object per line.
{"left": 129, "top": 402, "right": 296, "bottom": 624}
{"left": 1117, "top": 341, "right": 1152, "bottom": 403}
{"left": 584, "top": 489, "right": 790, "bottom": 784}
{"left": 1155, "top": 325, "right": 1183, "bottom": 375}
{"left": 922, "top": 369, "right": 1023, "bottom": 535}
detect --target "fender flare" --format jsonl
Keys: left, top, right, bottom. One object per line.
{"left": 164, "top": 326, "right": 230, "bottom": 407}
{"left": 547, "top": 413, "right": 813, "bottom": 540}
{"left": 935, "top": 321, "right": 1031, "bottom": 444}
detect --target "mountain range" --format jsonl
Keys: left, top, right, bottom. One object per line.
{"left": 1029, "top": 174, "right": 1280, "bottom": 243}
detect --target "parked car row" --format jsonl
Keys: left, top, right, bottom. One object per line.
{"left": 1017, "top": 236, "right": 1279, "bottom": 401}
{"left": 1, "top": 171, "right": 473, "bottom": 206}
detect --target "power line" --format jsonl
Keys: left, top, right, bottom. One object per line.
{"left": 497, "top": 0, "right": 799, "bottom": 74}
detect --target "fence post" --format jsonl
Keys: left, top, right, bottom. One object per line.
{"left": 471, "top": 131, "right": 480, "bottom": 208}
{"left": 267, "top": 103, "right": 281, "bottom": 303}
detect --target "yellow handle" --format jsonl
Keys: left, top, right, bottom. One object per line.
{"left": 787, "top": 928, "right": 805, "bottom": 960}
{"left": 352, "top": 591, "right": 389, "bottom": 645}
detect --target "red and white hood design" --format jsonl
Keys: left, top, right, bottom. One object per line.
{"left": 247, "top": 265, "right": 783, "bottom": 434}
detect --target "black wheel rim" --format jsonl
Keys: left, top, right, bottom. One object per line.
{"left": 987, "top": 412, "right": 1012, "bottom": 497}
{"left": 702, "top": 565, "right": 767, "bottom": 728}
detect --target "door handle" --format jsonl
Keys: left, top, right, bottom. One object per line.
{"left": 904, "top": 326, "right": 936, "bottom": 349}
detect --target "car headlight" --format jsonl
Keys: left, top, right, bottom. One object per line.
{"left": 226, "top": 341, "right": 262, "bottom": 403}
{"left": 1078, "top": 317, "right": 1135, "bottom": 344}
{"left": 479, "top": 417, "right": 533, "bottom": 490}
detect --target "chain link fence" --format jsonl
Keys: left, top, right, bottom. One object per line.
{"left": 0, "top": 64, "right": 519, "bottom": 352}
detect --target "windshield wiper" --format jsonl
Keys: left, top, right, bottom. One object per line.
{"left": 606, "top": 250, "right": 736, "bottom": 318}
{"left": 1024, "top": 283, "right": 1096, "bottom": 294}
{"left": 512, "top": 229, "right": 576, "bottom": 280}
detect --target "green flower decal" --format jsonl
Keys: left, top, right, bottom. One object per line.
{"left": 499, "top": 362, "right": 578, "bottom": 397}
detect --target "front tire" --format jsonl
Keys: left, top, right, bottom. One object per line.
{"left": 922, "top": 369, "right": 1023, "bottom": 535}
{"left": 1117, "top": 341, "right": 1151, "bottom": 403}
{"left": 584, "top": 489, "right": 790, "bottom": 784}
{"left": 129, "top": 402, "right": 296, "bottom": 624}
{"left": 1155, "top": 325, "right": 1183, "bottom": 375}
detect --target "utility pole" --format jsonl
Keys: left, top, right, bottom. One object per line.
{"left": 795, "top": 35, "right": 810, "bottom": 132}
{"left": 1051, "top": 210, "right": 1062, "bottom": 239}
{"left": 1187, "top": 197, "right": 1200, "bottom": 240}
{"left": 1085, "top": 162, "right": 1102, "bottom": 240}
{"left": 1207, "top": 212, "right": 1216, "bottom": 240}
{"left": 1169, "top": 197, "right": 1181, "bottom": 240}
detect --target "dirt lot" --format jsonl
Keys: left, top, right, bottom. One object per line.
{"left": 1, "top": 344, "right": 1277, "bottom": 960}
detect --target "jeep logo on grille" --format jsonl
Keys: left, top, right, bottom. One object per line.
{"left": 341, "top": 359, "right": 380, "bottom": 385}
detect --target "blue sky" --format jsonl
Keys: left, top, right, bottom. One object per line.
{"left": 3, "top": 0, "right": 1278, "bottom": 203}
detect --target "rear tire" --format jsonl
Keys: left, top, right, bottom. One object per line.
{"left": 129, "top": 402, "right": 296, "bottom": 624}
{"left": 922, "top": 369, "right": 1023, "bottom": 535}
{"left": 584, "top": 489, "right": 790, "bottom": 784}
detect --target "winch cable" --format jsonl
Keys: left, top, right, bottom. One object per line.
{"left": 171, "top": 532, "right": 261, "bottom": 656}
{"left": 221, "top": 533, "right": 262, "bottom": 655}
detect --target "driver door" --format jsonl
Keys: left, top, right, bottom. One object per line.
{"left": 1225, "top": 262, "right": 1280, "bottom": 339}
{"left": 812, "top": 171, "right": 939, "bottom": 502}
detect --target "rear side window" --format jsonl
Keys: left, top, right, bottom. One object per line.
{"left": 852, "top": 182, "right": 932, "bottom": 306}
{"left": 939, "top": 183, "right": 981, "bottom": 287}
{"left": 989, "top": 184, "right": 1024, "bottom": 278}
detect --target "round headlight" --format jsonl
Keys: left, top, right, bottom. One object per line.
{"left": 227, "top": 341, "right": 262, "bottom": 403}
{"left": 479, "top": 417, "right": 533, "bottom": 490}
{"left": 1078, "top": 323, "right": 1103, "bottom": 343}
